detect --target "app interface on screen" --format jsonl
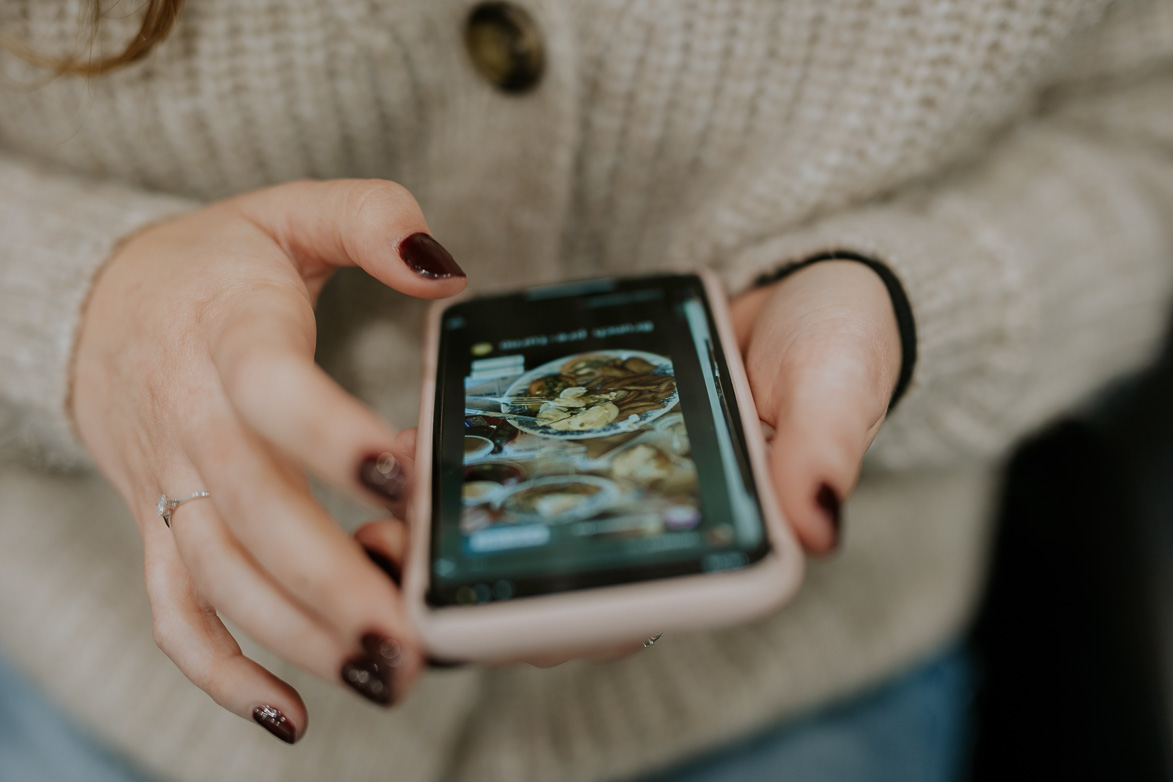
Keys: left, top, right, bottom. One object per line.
{"left": 429, "top": 275, "right": 769, "bottom": 606}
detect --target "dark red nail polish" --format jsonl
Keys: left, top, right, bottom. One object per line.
{"left": 816, "top": 483, "right": 842, "bottom": 546}
{"left": 364, "top": 546, "right": 402, "bottom": 587}
{"left": 253, "top": 705, "right": 296, "bottom": 744}
{"left": 341, "top": 656, "right": 392, "bottom": 706}
{"left": 363, "top": 632, "right": 404, "bottom": 667}
{"left": 341, "top": 633, "right": 404, "bottom": 707}
{"left": 358, "top": 452, "right": 407, "bottom": 502}
{"left": 399, "top": 233, "right": 465, "bottom": 279}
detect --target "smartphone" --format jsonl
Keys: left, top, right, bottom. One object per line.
{"left": 407, "top": 270, "right": 802, "bottom": 661}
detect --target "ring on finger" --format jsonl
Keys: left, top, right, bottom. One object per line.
{"left": 156, "top": 491, "right": 211, "bottom": 528}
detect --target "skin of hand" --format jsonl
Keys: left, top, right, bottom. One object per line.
{"left": 70, "top": 179, "right": 468, "bottom": 744}
{"left": 730, "top": 260, "right": 903, "bottom": 554}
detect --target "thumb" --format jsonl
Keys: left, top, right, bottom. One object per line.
{"left": 764, "top": 338, "right": 889, "bottom": 555}
{"left": 740, "top": 260, "right": 902, "bottom": 556}
{"left": 230, "top": 179, "right": 467, "bottom": 299}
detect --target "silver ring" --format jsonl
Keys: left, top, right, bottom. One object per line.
{"left": 156, "top": 491, "right": 210, "bottom": 528}
{"left": 644, "top": 633, "right": 664, "bottom": 648}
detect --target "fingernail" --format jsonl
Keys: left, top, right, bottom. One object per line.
{"left": 365, "top": 546, "right": 402, "bottom": 587}
{"left": 358, "top": 452, "right": 407, "bottom": 502}
{"left": 816, "top": 483, "right": 842, "bottom": 548}
{"left": 253, "top": 705, "right": 297, "bottom": 744}
{"left": 340, "top": 632, "right": 404, "bottom": 707}
{"left": 399, "top": 233, "right": 465, "bottom": 279}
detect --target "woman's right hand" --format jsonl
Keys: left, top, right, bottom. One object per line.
{"left": 70, "top": 180, "right": 466, "bottom": 744}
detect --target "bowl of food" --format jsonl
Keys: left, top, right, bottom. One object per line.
{"left": 464, "top": 435, "right": 494, "bottom": 461}
{"left": 609, "top": 443, "right": 676, "bottom": 486}
{"left": 462, "top": 481, "right": 504, "bottom": 506}
{"left": 461, "top": 462, "right": 526, "bottom": 506}
{"left": 464, "top": 461, "right": 526, "bottom": 484}
{"left": 464, "top": 415, "right": 520, "bottom": 451}
{"left": 501, "top": 351, "right": 679, "bottom": 440}
{"left": 652, "top": 413, "right": 691, "bottom": 456}
{"left": 495, "top": 475, "right": 620, "bottom": 523}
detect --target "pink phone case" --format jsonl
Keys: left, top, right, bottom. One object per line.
{"left": 406, "top": 269, "right": 804, "bottom": 661}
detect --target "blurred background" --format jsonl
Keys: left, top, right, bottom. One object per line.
{"left": 969, "top": 310, "right": 1173, "bottom": 781}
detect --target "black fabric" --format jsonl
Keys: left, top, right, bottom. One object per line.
{"left": 970, "top": 310, "right": 1173, "bottom": 782}
{"left": 753, "top": 251, "right": 917, "bottom": 410}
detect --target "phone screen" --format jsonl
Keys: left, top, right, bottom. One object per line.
{"left": 428, "top": 273, "right": 771, "bottom": 606}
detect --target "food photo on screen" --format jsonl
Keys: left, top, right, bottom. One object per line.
{"left": 458, "top": 349, "right": 705, "bottom": 552}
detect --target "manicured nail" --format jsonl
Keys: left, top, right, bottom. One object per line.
{"left": 340, "top": 633, "right": 404, "bottom": 706}
{"left": 816, "top": 483, "right": 842, "bottom": 547}
{"left": 399, "top": 233, "right": 465, "bottom": 279}
{"left": 358, "top": 452, "right": 407, "bottom": 502}
{"left": 365, "top": 546, "right": 402, "bottom": 587}
{"left": 341, "top": 655, "right": 390, "bottom": 706}
{"left": 253, "top": 705, "right": 297, "bottom": 744}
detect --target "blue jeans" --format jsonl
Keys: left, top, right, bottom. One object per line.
{"left": 0, "top": 652, "right": 154, "bottom": 782}
{"left": 0, "top": 647, "right": 970, "bottom": 782}
{"left": 642, "top": 648, "right": 972, "bottom": 782}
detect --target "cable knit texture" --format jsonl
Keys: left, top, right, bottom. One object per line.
{"left": 0, "top": 1, "right": 1171, "bottom": 781}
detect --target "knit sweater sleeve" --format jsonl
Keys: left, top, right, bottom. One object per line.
{"left": 717, "top": 3, "right": 1173, "bottom": 469}
{"left": 0, "top": 153, "right": 198, "bottom": 470}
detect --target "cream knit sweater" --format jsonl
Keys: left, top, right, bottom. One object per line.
{"left": 1, "top": 1, "right": 1171, "bottom": 781}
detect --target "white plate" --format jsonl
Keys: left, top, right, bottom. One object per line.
{"left": 463, "top": 435, "right": 495, "bottom": 460}
{"left": 500, "top": 350, "right": 678, "bottom": 440}
{"left": 494, "top": 475, "right": 620, "bottom": 523}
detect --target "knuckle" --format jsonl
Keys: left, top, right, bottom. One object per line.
{"left": 345, "top": 179, "right": 414, "bottom": 227}
{"left": 150, "top": 613, "right": 180, "bottom": 656}
{"left": 260, "top": 178, "right": 320, "bottom": 206}
{"left": 144, "top": 561, "right": 188, "bottom": 656}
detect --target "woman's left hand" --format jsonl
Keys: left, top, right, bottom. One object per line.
{"left": 730, "top": 259, "right": 903, "bottom": 554}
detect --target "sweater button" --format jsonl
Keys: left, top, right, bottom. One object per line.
{"left": 465, "top": 2, "right": 544, "bottom": 93}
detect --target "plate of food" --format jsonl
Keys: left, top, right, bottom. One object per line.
{"left": 501, "top": 350, "right": 679, "bottom": 439}
{"left": 461, "top": 462, "right": 526, "bottom": 506}
{"left": 495, "top": 475, "right": 620, "bottom": 523}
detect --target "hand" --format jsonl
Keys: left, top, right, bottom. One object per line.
{"left": 70, "top": 179, "right": 466, "bottom": 744}
{"left": 731, "top": 260, "right": 903, "bottom": 555}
